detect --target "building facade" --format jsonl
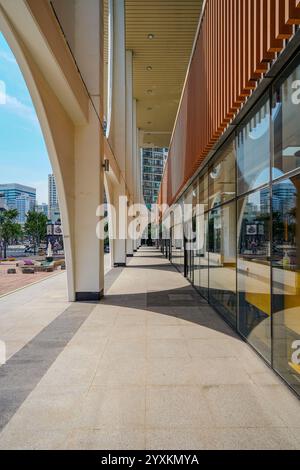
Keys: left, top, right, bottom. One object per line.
{"left": 159, "top": 5, "right": 300, "bottom": 398}
{"left": 1, "top": 0, "right": 300, "bottom": 402}
{"left": 0, "top": 184, "right": 36, "bottom": 217}
{"left": 0, "top": 192, "right": 7, "bottom": 211}
{"left": 142, "top": 148, "right": 167, "bottom": 208}
{"left": 36, "top": 203, "right": 49, "bottom": 217}
{"left": 15, "top": 194, "right": 34, "bottom": 224}
{"left": 48, "top": 174, "right": 60, "bottom": 223}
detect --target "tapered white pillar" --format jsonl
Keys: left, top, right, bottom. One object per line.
{"left": 109, "top": 0, "right": 127, "bottom": 265}
{"left": 74, "top": 102, "right": 104, "bottom": 300}
{"left": 125, "top": 50, "right": 134, "bottom": 257}
{"left": 68, "top": 0, "right": 104, "bottom": 301}
{"left": 113, "top": 180, "right": 127, "bottom": 266}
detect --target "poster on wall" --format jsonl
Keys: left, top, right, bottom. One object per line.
{"left": 53, "top": 224, "right": 63, "bottom": 236}
{"left": 246, "top": 224, "right": 257, "bottom": 235}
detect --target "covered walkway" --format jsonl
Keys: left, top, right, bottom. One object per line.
{"left": 0, "top": 247, "right": 299, "bottom": 450}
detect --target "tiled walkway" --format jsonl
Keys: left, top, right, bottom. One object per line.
{"left": 0, "top": 248, "right": 299, "bottom": 449}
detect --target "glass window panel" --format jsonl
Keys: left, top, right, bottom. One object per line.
{"left": 236, "top": 96, "right": 270, "bottom": 195}
{"left": 194, "top": 211, "right": 209, "bottom": 300}
{"left": 172, "top": 223, "right": 184, "bottom": 273}
{"left": 208, "top": 202, "right": 237, "bottom": 326}
{"left": 198, "top": 172, "right": 208, "bottom": 212}
{"left": 273, "top": 59, "right": 300, "bottom": 178}
{"left": 209, "top": 141, "right": 236, "bottom": 209}
{"left": 272, "top": 174, "right": 300, "bottom": 396}
{"left": 237, "top": 189, "right": 271, "bottom": 362}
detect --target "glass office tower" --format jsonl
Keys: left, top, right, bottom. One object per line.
{"left": 142, "top": 148, "right": 168, "bottom": 209}
{"left": 169, "top": 53, "right": 300, "bottom": 397}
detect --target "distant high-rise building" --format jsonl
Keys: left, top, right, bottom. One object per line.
{"left": 0, "top": 184, "right": 36, "bottom": 217}
{"left": 48, "top": 174, "right": 60, "bottom": 223}
{"left": 0, "top": 192, "right": 7, "bottom": 212}
{"left": 36, "top": 203, "right": 48, "bottom": 217}
{"left": 15, "top": 194, "right": 34, "bottom": 225}
{"left": 142, "top": 148, "right": 168, "bottom": 209}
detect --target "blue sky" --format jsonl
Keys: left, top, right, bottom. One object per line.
{"left": 0, "top": 32, "right": 51, "bottom": 204}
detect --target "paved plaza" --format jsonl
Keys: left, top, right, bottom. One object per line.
{"left": 0, "top": 248, "right": 299, "bottom": 450}
{"left": 0, "top": 254, "right": 112, "bottom": 298}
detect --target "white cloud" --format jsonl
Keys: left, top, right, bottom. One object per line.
{"left": 0, "top": 50, "right": 17, "bottom": 64}
{"left": 0, "top": 80, "right": 5, "bottom": 104}
{"left": 2, "top": 93, "right": 38, "bottom": 125}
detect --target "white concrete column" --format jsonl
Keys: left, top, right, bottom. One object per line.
{"left": 113, "top": 180, "right": 127, "bottom": 266}
{"left": 108, "top": 0, "right": 127, "bottom": 264}
{"left": 126, "top": 50, "right": 134, "bottom": 197}
{"left": 132, "top": 99, "right": 138, "bottom": 252}
{"left": 125, "top": 50, "right": 134, "bottom": 257}
{"left": 136, "top": 132, "right": 143, "bottom": 249}
{"left": 109, "top": 0, "right": 126, "bottom": 175}
{"left": 71, "top": 0, "right": 104, "bottom": 300}
{"left": 74, "top": 101, "right": 104, "bottom": 301}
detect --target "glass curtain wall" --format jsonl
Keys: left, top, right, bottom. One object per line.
{"left": 171, "top": 198, "right": 185, "bottom": 274}
{"left": 236, "top": 97, "right": 272, "bottom": 362}
{"left": 195, "top": 173, "right": 209, "bottom": 299}
{"left": 237, "top": 190, "right": 271, "bottom": 362}
{"left": 208, "top": 142, "right": 237, "bottom": 325}
{"left": 168, "top": 53, "right": 300, "bottom": 396}
{"left": 271, "top": 58, "right": 300, "bottom": 395}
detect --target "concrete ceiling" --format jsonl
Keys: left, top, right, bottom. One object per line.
{"left": 125, "top": 0, "right": 203, "bottom": 148}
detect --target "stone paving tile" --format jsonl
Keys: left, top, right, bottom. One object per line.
{"left": 146, "top": 358, "right": 195, "bottom": 386}
{"left": 93, "top": 357, "right": 147, "bottom": 386}
{"left": 77, "top": 385, "right": 146, "bottom": 430}
{"left": 147, "top": 338, "right": 189, "bottom": 359}
{"left": 145, "top": 427, "right": 220, "bottom": 450}
{"left": 0, "top": 302, "right": 95, "bottom": 430}
{"left": 65, "top": 428, "right": 145, "bottom": 450}
{"left": 186, "top": 338, "right": 240, "bottom": 358}
{"left": 145, "top": 385, "right": 214, "bottom": 429}
{"left": 0, "top": 428, "right": 70, "bottom": 450}
{"left": 0, "top": 247, "right": 299, "bottom": 450}
{"left": 203, "top": 384, "right": 287, "bottom": 428}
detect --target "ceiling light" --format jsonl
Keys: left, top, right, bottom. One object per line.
{"left": 147, "top": 89, "right": 153, "bottom": 95}
{"left": 147, "top": 33, "right": 155, "bottom": 40}
{"left": 146, "top": 66, "right": 153, "bottom": 71}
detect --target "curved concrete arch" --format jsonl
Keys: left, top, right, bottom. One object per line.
{"left": 0, "top": 8, "right": 75, "bottom": 300}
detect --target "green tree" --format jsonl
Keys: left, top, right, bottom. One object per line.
{"left": 0, "top": 209, "right": 22, "bottom": 259}
{"left": 24, "top": 210, "right": 48, "bottom": 255}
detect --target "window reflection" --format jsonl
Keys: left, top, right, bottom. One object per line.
{"left": 172, "top": 223, "right": 184, "bottom": 274}
{"left": 209, "top": 141, "right": 236, "bottom": 208}
{"left": 237, "top": 97, "right": 270, "bottom": 195}
{"left": 168, "top": 54, "right": 300, "bottom": 397}
{"left": 272, "top": 175, "right": 300, "bottom": 395}
{"left": 196, "top": 211, "right": 209, "bottom": 300}
{"left": 209, "top": 202, "right": 236, "bottom": 326}
{"left": 237, "top": 189, "right": 271, "bottom": 362}
{"left": 198, "top": 173, "right": 208, "bottom": 211}
{"left": 273, "top": 62, "right": 300, "bottom": 177}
